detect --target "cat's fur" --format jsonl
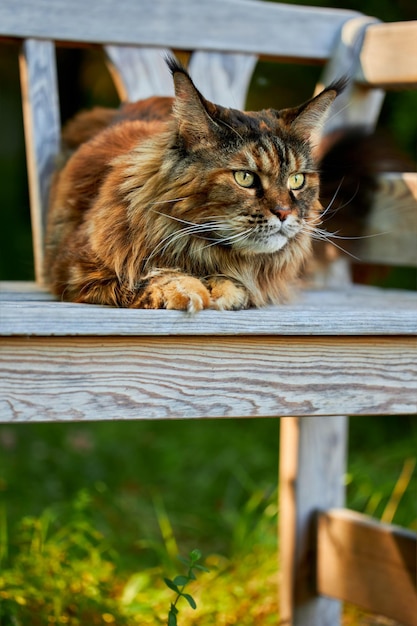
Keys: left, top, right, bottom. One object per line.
{"left": 45, "top": 58, "right": 344, "bottom": 311}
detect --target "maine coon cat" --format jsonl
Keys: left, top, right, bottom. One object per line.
{"left": 45, "top": 57, "right": 344, "bottom": 311}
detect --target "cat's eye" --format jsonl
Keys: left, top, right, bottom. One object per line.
{"left": 288, "top": 173, "right": 305, "bottom": 191}
{"left": 234, "top": 170, "right": 256, "bottom": 188}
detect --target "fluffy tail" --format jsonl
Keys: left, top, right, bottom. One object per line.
{"left": 61, "top": 107, "right": 118, "bottom": 150}
{"left": 60, "top": 96, "right": 174, "bottom": 153}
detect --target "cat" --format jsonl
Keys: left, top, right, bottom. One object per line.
{"left": 45, "top": 57, "right": 344, "bottom": 312}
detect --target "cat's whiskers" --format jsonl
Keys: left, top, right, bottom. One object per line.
{"left": 320, "top": 179, "right": 362, "bottom": 223}
{"left": 159, "top": 222, "right": 227, "bottom": 253}
{"left": 328, "top": 183, "right": 361, "bottom": 215}
{"left": 329, "top": 191, "right": 361, "bottom": 219}
{"left": 150, "top": 209, "right": 202, "bottom": 227}
{"left": 143, "top": 224, "right": 217, "bottom": 266}
{"left": 322, "top": 100, "right": 351, "bottom": 128}
{"left": 306, "top": 221, "right": 388, "bottom": 242}
{"left": 301, "top": 223, "right": 362, "bottom": 261}
{"left": 146, "top": 211, "right": 221, "bottom": 261}
{"left": 150, "top": 208, "right": 230, "bottom": 228}
{"left": 149, "top": 197, "right": 189, "bottom": 206}
{"left": 143, "top": 216, "right": 239, "bottom": 269}
{"left": 320, "top": 177, "right": 345, "bottom": 220}
{"left": 216, "top": 117, "right": 245, "bottom": 142}
{"left": 199, "top": 227, "right": 254, "bottom": 251}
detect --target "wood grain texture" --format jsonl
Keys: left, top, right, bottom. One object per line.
{"left": 0, "top": 336, "right": 416, "bottom": 423}
{"left": 104, "top": 46, "right": 257, "bottom": 109}
{"left": 0, "top": 0, "right": 360, "bottom": 61}
{"left": 1, "top": 282, "right": 417, "bottom": 337}
{"left": 317, "top": 509, "right": 417, "bottom": 626}
{"left": 104, "top": 46, "right": 174, "bottom": 102}
{"left": 279, "top": 416, "right": 347, "bottom": 625}
{"left": 18, "top": 39, "right": 61, "bottom": 284}
{"left": 358, "top": 21, "right": 417, "bottom": 88}
{"left": 188, "top": 51, "right": 257, "bottom": 108}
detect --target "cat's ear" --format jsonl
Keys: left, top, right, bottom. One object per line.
{"left": 280, "top": 79, "right": 347, "bottom": 148}
{"left": 166, "top": 56, "right": 219, "bottom": 146}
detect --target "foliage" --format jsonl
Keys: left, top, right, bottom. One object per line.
{"left": 164, "top": 549, "right": 209, "bottom": 625}
{"left": 0, "top": 419, "right": 281, "bottom": 571}
{"left": 0, "top": 417, "right": 415, "bottom": 624}
{"left": 0, "top": 495, "right": 131, "bottom": 625}
{"left": 0, "top": 492, "right": 280, "bottom": 625}
{"left": 347, "top": 415, "right": 417, "bottom": 531}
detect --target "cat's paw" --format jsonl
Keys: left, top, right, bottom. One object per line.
{"left": 206, "top": 277, "right": 250, "bottom": 310}
{"left": 132, "top": 271, "right": 211, "bottom": 313}
{"left": 164, "top": 276, "right": 211, "bottom": 313}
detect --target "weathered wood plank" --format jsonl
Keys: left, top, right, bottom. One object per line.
{"left": 317, "top": 509, "right": 417, "bottom": 626}
{"left": 188, "top": 51, "right": 257, "bottom": 108}
{"left": 18, "top": 39, "right": 61, "bottom": 284}
{"left": 0, "top": 336, "right": 416, "bottom": 422}
{"left": 1, "top": 283, "right": 417, "bottom": 336}
{"left": 104, "top": 46, "right": 257, "bottom": 109}
{"left": 0, "top": 0, "right": 360, "bottom": 61}
{"left": 104, "top": 46, "right": 174, "bottom": 102}
{"left": 279, "top": 416, "right": 347, "bottom": 626}
{"left": 358, "top": 21, "right": 417, "bottom": 88}
{"left": 1, "top": 283, "right": 416, "bottom": 336}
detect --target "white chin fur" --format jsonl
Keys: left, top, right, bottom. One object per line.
{"left": 254, "top": 234, "right": 289, "bottom": 253}
{"left": 234, "top": 233, "right": 290, "bottom": 254}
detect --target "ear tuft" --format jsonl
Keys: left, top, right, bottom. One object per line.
{"left": 327, "top": 76, "right": 350, "bottom": 96}
{"left": 165, "top": 55, "right": 218, "bottom": 147}
{"left": 165, "top": 54, "right": 189, "bottom": 80}
{"left": 289, "top": 79, "right": 347, "bottom": 148}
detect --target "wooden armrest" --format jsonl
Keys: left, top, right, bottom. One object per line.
{"left": 358, "top": 21, "right": 417, "bottom": 88}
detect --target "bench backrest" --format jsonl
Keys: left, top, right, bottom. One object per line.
{"left": 1, "top": 0, "right": 416, "bottom": 283}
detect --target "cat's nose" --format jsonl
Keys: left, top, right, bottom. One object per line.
{"left": 271, "top": 206, "right": 291, "bottom": 221}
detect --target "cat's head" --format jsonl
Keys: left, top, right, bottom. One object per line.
{"left": 160, "top": 57, "right": 344, "bottom": 259}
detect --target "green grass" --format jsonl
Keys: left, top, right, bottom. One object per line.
{"left": 0, "top": 416, "right": 416, "bottom": 624}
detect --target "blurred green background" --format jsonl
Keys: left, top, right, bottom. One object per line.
{"left": 0, "top": 1, "right": 416, "bottom": 623}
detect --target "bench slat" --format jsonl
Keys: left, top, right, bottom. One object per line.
{"left": 0, "top": 0, "right": 360, "bottom": 61}
{"left": 188, "top": 51, "right": 257, "bottom": 108}
{"left": 1, "top": 282, "right": 417, "bottom": 336}
{"left": 104, "top": 46, "right": 258, "bottom": 109}
{"left": 1, "top": 335, "right": 416, "bottom": 423}
{"left": 105, "top": 46, "right": 174, "bottom": 102}
{"left": 18, "top": 39, "right": 61, "bottom": 284}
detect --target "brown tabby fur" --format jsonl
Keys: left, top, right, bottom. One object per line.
{"left": 45, "top": 58, "right": 343, "bottom": 311}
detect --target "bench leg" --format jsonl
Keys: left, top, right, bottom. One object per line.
{"left": 279, "top": 415, "right": 348, "bottom": 626}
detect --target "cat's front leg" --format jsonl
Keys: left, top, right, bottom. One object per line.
{"left": 131, "top": 271, "right": 250, "bottom": 311}
{"left": 131, "top": 269, "right": 211, "bottom": 313}
{"left": 204, "top": 277, "right": 250, "bottom": 311}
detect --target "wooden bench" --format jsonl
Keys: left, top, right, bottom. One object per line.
{"left": 1, "top": 1, "right": 416, "bottom": 624}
